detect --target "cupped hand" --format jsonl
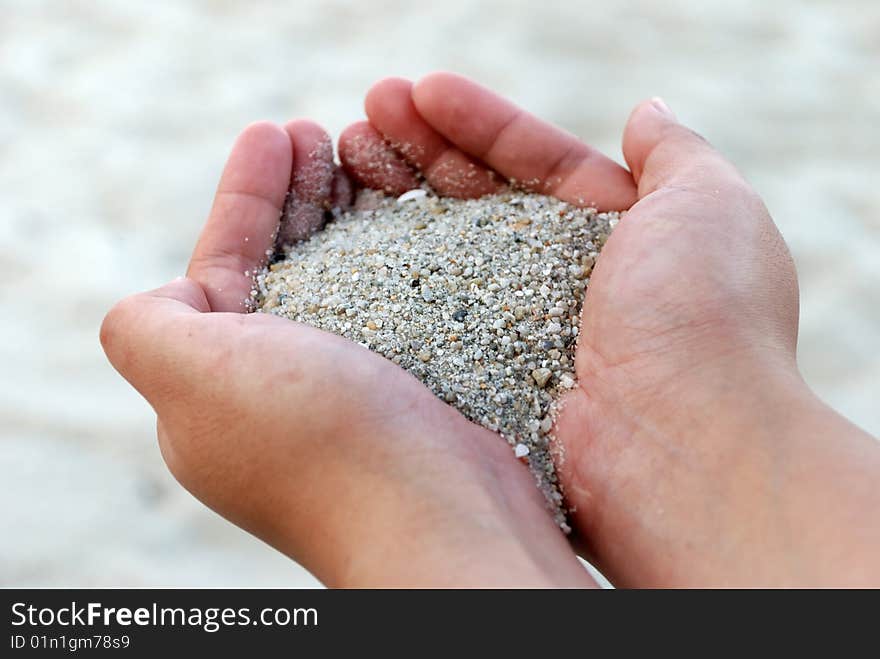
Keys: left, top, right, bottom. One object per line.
{"left": 100, "top": 119, "right": 593, "bottom": 587}
{"left": 343, "top": 73, "right": 879, "bottom": 587}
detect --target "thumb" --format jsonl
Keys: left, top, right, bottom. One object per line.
{"left": 622, "top": 97, "right": 747, "bottom": 200}
{"left": 100, "top": 277, "right": 210, "bottom": 406}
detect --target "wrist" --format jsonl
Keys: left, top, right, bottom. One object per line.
{"left": 563, "top": 344, "right": 878, "bottom": 586}
{"left": 282, "top": 409, "right": 593, "bottom": 588}
{"left": 635, "top": 356, "right": 880, "bottom": 585}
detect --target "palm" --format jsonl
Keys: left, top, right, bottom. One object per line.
{"left": 101, "top": 88, "right": 665, "bottom": 585}
{"left": 135, "top": 112, "right": 587, "bottom": 586}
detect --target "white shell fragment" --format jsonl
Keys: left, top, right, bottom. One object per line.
{"left": 396, "top": 189, "right": 428, "bottom": 203}
{"left": 514, "top": 443, "right": 530, "bottom": 458}
{"left": 559, "top": 374, "right": 576, "bottom": 389}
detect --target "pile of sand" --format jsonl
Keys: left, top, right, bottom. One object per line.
{"left": 256, "top": 189, "right": 618, "bottom": 529}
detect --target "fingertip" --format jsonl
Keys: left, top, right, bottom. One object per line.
{"left": 649, "top": 97, "right": 676, "bottom": 121}
{"left": 283, "top": 118, "right": 333, "bottom": 157}
{"left": 338, "top": 120, "right": 419, "bottom": 194}
{"left": 622, "top": 97, "right": 682, "bottom": 185}
{"left": 338, "top": 121, "right": 368, "bottom": 155}
{"left": 235, "top": 121, "right": 292, "bottom": 187}
{"left": 222, "top": 120, "right": 292, "bottom": 207}
{"left": 365, "top": 76, "right": 413, "bottom": 120}
{"left": 411, "top": 72, "right": 454, "bottom": 121}
{"left": 624, "top": 97, "right": 677, "bottom": 136}
{"left": 410, "top": 72, "right": 480, "bottom": 129}
{"left": 622, "top": 99, "right": 743, "bottom": 200}
{"left": 239, "top": 119, "right": 290, "bottom": 146}
{"left": 337, "top": 121, "right": 371, "bottom": 172}
{"left": 412, "top": 71, "right": 469, "bottom": 101}
{"left": 283, "top": 118, "right": 334, "bottom": 179}
{"left": 337, "top": 121, "right": 373, "bottom": 171}
{"left": 277, "top": 118, "right": 335, "bottom": 246}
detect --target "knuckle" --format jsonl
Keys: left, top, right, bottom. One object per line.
{"left": 99, "top": 295, "right": 139, "bottom": 355}
{"left": 724, "top": 174, "right": 758, "bottom": 199}
{"left": 679, "top": 125, "right": 710, "bottom": 147}
{"left": 727, "top": 177, "right": 771, "bottom": 220}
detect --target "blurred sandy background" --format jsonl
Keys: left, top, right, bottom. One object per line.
{"left": 1, "top": 0, "right": 877, "bottom": 586}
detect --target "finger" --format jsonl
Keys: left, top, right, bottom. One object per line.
{"left": 188, "top": 121, "right": 291, "bottom": 312}
{"left": 338, "top": 120, "right": 420, "bottom": 195}
{"left": 622, "top": 97, "right": 748, "bottom": 199}
{"left": 365, "top": 77, "right": 503, "bottom": 197}
{"left": 276, "top": 119, "right": 336, "bottom": 248}
{"left": 619, "top": 97, "right": 774, "bottom": 237}
{"left": 411, "top": 72, "right": 637, "bottom": 210}
{"left": 100, "top": 277, "right": 208, "bottom": 405}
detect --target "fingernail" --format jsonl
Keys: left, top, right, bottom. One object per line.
{"left": 650, "top": 96, "right": 676, "bottom": 120}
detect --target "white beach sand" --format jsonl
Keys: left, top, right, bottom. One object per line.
{"left": 1, "top": 0, "right": 878, "bottom": 586}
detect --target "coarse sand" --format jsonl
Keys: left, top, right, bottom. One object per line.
{"left": 256, "top": 188, "right": 619, "bottom": 530}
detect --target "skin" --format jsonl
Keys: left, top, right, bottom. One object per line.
{"left": 101, "top": 73, "right": 880, "bottom": 587}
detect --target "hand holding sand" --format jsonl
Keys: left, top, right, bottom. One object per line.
{"left": 100, "top": 118, "right": 594, "bottom": 588}
{"left": 101, "top": 74, "right": 880, "bottom": 587}
{"left": 343, "top": 74, "right": 880, "bottom": 586}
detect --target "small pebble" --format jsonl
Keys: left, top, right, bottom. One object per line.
{"left": 531, "top": 368, "right": 553, "bottom": 388}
